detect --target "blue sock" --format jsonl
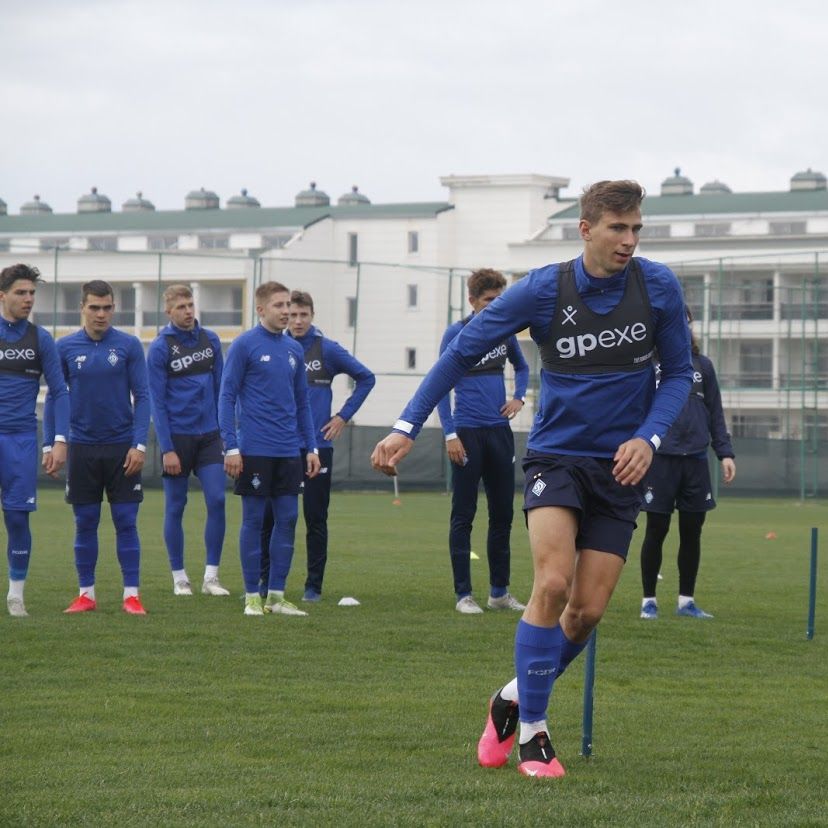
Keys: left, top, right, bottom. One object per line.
{"left": 72, "top": 503, "right": 101, "bottom": 588}
{"left": 197, "top": 463, "right": 226, "bottom": 567}
{"left": 267, "top": 495, "right": 299, "bottom": 592}
{"left": 162, "top": 476, "right": 188, "bottom": 571}
{"left": 558, "top": 629, "right": 589, "bottom": 678}
{"left": 111, "top": 502, "right": 141, "bottom": 588}
{"left": 490, "top": 585, "right": 507, "bottom": 599}
{"left": 515, "top": 620, "right": 563, "bottom": 723}
{"left": 4, "top": 510, "right": 32, "bottom": 581}
{"left": 240, "top": 496, "right": 266, "bottom": 593}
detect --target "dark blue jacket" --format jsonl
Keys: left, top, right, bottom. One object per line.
{"left": 659, "top": 353, "right": 734, "bottom": 459}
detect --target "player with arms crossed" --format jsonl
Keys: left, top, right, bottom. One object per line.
{"left": 219, "top": 281, "right": 320, "bottom": 617}
{"left": 0, "top": 264, "right": 69, "bottom": 617}
{"left": 437, "top": 268, "right": 529, "bottom": 614}
{"left": 372, "top": 180, "right": 692, "bottom": 777}
{"left": 147, "top": 284, "right": 229, "bottom": 598}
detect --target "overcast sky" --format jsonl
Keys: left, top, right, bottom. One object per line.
{"left": 3, "top": 0, "right": 827, "bottom": 214}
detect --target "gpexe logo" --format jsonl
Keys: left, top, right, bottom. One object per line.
{"left": 170, "top": 346, "right": 214, "bottom": 373}
{"left": 0, "top": 347, "right": 36, "bottom": 361}
{"left": 475, "top": 344, "right": 507, "bottom": 367}
{"left": 305, "top": 359, "right": 323, "bottom": 372}
{"left": 556, "top": 322, "right": 648, "bottom": 359}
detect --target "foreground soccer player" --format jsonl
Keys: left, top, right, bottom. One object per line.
{"left": 219, "top": 281, "right": 320, "bottom": 617}
{"left": 372, "top": 180, "right": 693, "bottom": 777}
{"left": 260, "top": 290, "right": 375, "bottom": 602}
{"left": 46, "top": 280, "right": 150, "bottom": 615}
{"left": 0, "top": 264, "right": 69, "bottom": 617}
{"left": 437, "top": 269, "right": 529, "bottom": 614}
{"left": 148, "top": 284, "right": 228, "bottom": 597}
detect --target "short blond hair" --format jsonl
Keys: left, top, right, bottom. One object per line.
{"left": 163, "top": 284, "right": 193, "bottom": 310}
{"left": 255, "top": 281, "right": 290, "bottom": 303}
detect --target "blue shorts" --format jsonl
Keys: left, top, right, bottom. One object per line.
{"left": 163, "top": 430, "right": 223, "bottom": 478}
{"left": 233, "top": 456, "right": 303, "bottom": 497}
{"left": 522, "top": 452, "right": 643, "bottom": 559}
{"left": 66, "top": 442, "right": 144, "bottom": 505}
{"left": 0, "top": 432, "right": 38, "bottom": 511}
{"left": 641, "top": 454, "right": 715, "bottom": 514}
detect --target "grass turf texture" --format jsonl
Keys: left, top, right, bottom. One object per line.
{"left": 1, "top": 491, "right": 826, "bottom": 827}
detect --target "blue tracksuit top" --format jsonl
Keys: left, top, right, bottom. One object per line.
{"left": 218, "top": 324, "right": 316, "bottom": 457}
{"left": 0, "top": 317, "right": 69, "bottom": 437}
{"left": 436, "top": 319, "right": 529, "bottom": 435}
{"left": 394, "top": 255, "right": 693, "bottom": 459}
{"left": 46, "top": 326, "right": 150, "bottom": 447}
{"left": 147, "top": 321, "right": 224, "bottom": 453}
{"left": 291, "top": 325, "right": 376, "bottom": 449}
{"left": 659, "top": 353, "right": 735, "bottom": 460}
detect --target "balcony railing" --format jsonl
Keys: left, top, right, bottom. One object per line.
{"left": 718, "top": 372, "right": 773, "bottom": 389}
{"left": 780, "top": 302, "right": 828, "bottom": 320}
{"left": 711, "top": 303, "right": 773, "bottom": 321}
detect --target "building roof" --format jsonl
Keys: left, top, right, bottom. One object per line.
{"left": 0, "top": 201, "right": 453, "bottom": 235}
{"left": 550, "top": 188, "right": 828, "bottom": 221}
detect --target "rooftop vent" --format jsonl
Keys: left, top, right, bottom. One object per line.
{"left": 20, "top": 195, "right": 53, "bottom": 215}
{"left": 660, "top": 167, "right": 694, "bottom": 196}
{"left": 699, "top": 179, "right": 732, "bottom": 195}
{"left": 226, "top": 188, "right": 261, "bottom": 209}
{"left": 337, "top": 185, "right": 371, "bottom": 206}
{"left": 295, "top": 181, "right": 330, "bottom": 207}
{"left": 790, "top": 168, "right": 827, "bottom": 192}
{"left": 185, "top": 187, "right": 220, "bottom": 210}
{"left": 122, "top": 191, "right": 155, "bottom": 212}
{"left": 77, "top": 186, "right": 112, "bottom": 213}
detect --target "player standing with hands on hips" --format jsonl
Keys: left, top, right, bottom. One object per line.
{"left": 372, "top": 180, "right": 692, "bottom": 778}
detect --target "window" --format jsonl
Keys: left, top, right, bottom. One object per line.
{"left": 407, "top": 284, "right": 418, "bottom": 309}
{"left": 39, "top": 237, "right": 69, "bottom": 251}
{"left": 149, "top": 235, "right": 179, "bottom": 250}
{"left": 406, "top": 348, "right": 417, "bottom": 370}
{"left": 407, "top": 231, "right": 419, "bottom": 253}
{"left": 769, "top": 221, "right": 806, "bottom": 235}
{"left": 262, "top": 234, "right": 292, "bottom": 249}
{"left": 694, "top": 222, "right": 731, "bottom": 237}
{"left": 738, "top": 342, "right": 772, "bottom": 388}
{"left": 88, "top": 236, "right": 117, "bottom": 251}
{"left": 347, "top": 297, "right": 357, "bottom": 328}
{"left": 562, "top": 225, "right": 581, "bottom": 241}
{"left": 731, "top": 413, "right": 780, "bottom": 439}
{"left": 198, "top": 235, "right": 229, "bottom": 249}
{"left": 348, "top": 233, "right": 358, "bottom": 267}
{"left": 679, "top": 276, "right": 705, "bottom": 321}
{"left": 639, "top": 224, "right": 671, "bottom": 239}
{"left": 0, "top": 239, "right": 9, "bottom": 252}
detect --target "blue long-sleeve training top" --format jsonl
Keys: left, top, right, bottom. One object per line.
{"left": 0, "top": 317, "right": 69, "bottom": 438}
{"left": 436, "top": 318, "right": 529, "bottom": 435}
{"left": 147, "top": 321, "right": 224, "bottom": 453}
{"left": 218, "top": 324, "right": 316, "bottom": 457}
{"left": 45, "top": 326, "right": 150, "bottom": 447}
{"left": 659, "top": 353, "right": 735, "bottom": 459}
{"left": 394, "top": 255, "right": 693, "bottom": 459}
{"left": 291, "top": 325, "right": 375, "bottom": 449}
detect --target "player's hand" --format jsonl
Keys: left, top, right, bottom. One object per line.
{"left": 321, "top": 414, "right": 346, "bottom": 441}
{"left": 500, "top": 399, "right": 524, "bottom": 420}
{"left": 721, "top": 457, "right": 736, "bottom": 484}
{"left": 43, "top": 442, "right": 67, "bottom": 479}
{"left": 371, "top": 432, "right": 413, "bottom": 476}
{"left": 306, "top": 452, "right": 322, "bottom": 478}
{"left": 163, "top": 451, "right": 182, "bottom": 476}
{"left": 224, "top": 453, "right": 243, "bottom": 480}
{"left": 612, "top": 437, "right": 653, "bottom": 486}
{"left": 445, "top": 437, "right": 467, "bottom": 467}
{"left": 123, "top": 447, "right": 145, "bottom": 477}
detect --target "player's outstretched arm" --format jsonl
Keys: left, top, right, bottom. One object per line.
{"left": 371, "top": 433, "right": 413, "bottom": 476}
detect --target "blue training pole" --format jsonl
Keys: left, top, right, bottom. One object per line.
{"left": 581, "top": 629, "right": 597, "bottom": 757}
{"left": 807, "top": 527, "right": 818, "bottom": 640}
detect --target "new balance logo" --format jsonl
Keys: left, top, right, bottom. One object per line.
{"left": 26, "top": 497, "right": 36, "bottom": 504}
{"left": 132, "top": 484, "right": 142, "bottom": 491}
{"left": 556, "top": 322, "right": 648, "bottom": 359}
{"left": 260, "top": 354, "right": 271, "bottom": 362}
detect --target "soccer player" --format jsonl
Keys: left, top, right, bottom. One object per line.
{"left": 438, "top": 268, "right": 529, "bottom": 615}
{"left": 371, "top": 180, "right": 693, "bottom": 778}
{"left": 147, "top": 284, "right": 229, "bottom": 598}
{"left": 639, "top": 307, "right": 736, "bottom": 620}
{"left": 219, "top": 281, "right": 320, "bottom": 617}
{"left": 260, "top": 290, "right": 375, "bottom": 602}
{"left": 45, "top": 280, "right": 151, "bottom": 615}
{"left": 0, "top": 264, "right": 69, "bottom": 617}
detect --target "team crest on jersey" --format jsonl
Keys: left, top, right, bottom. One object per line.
{"left": 531, "top": 478, "right": 546, "bottom": 497}
{"left": 644, "top": 488, "right": 654, "bottom": 504}
{"left": 288, "top": 353, "right": 297, "bottom": 371}
{"left": 107, "top": 349, "right": 119, "bottom": 366}
{"left": 252, "top": 473, "right": 261, "bottom": 490}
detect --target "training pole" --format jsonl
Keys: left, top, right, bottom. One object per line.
{"left": 392, "top": 474, "right": 401, "bottom": 506}
{"left": 807, "top": 527, "right": 818, "bottom": 640}
{"left": 581, "top": 629, "right": 597, "bottom": 758}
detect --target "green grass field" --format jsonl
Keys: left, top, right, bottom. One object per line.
{"left": 1, "top": 490, "right": 826, "bottom": 827}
